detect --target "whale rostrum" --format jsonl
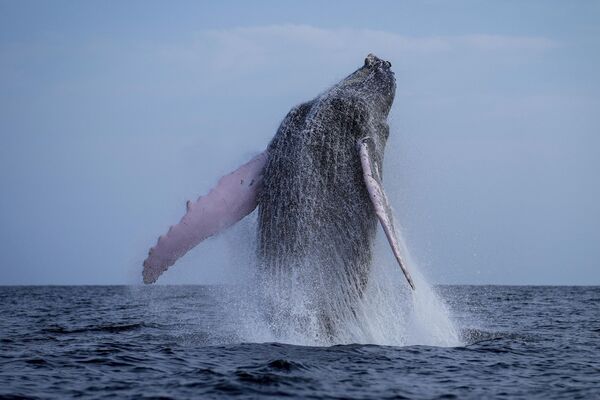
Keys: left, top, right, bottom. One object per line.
{"left": 143, "top": 54, "right": 415, "bottom": 298}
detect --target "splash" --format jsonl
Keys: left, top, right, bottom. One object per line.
{"left": 195, "top": 56, "right": 460, "bottom": 347}
{"left": 225, "top": 217, "right": 462, "bottom": 348}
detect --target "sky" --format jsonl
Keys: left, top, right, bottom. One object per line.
{"left": 0, "top": 1, "right": 598, "bottom": 285}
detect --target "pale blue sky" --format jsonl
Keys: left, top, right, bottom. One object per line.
{"left": 1, "top": 1, "right": 598, "bottom": 285}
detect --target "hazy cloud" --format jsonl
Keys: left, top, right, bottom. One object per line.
{"left": 157, "top": 25, "right": 559, "bottom": 74}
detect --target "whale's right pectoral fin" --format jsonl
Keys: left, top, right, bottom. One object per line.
{"left": 143, "top": 151, "right": 268, "bottom": 284}
{"left": 358, "top": 137, "right": 415, "bottom": 290}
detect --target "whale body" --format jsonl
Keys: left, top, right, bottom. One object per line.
{"left": 142, "top": 54, "right": 414, "bottom": 333}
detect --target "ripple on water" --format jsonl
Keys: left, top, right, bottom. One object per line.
{"left": 0, "top": 285, "right": 599, "bottom": 399}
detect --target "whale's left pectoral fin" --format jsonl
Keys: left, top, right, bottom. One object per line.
{"left": 358, "top": 137, "right": 415, "bottom": 290}
{"left": 142, "top": 151, "right": 268, "bottom": 284}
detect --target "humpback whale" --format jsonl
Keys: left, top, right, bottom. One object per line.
{"left": 143, "top": 54, "right": 415, "bottom": 331}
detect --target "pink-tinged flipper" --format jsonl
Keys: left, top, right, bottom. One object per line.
{"left": 358, "top": 137, "right": 416, "bottom": 290}
{"left": 143, "top": 152, "right": 268, "bottom": 284}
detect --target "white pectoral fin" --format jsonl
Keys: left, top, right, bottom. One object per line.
{"left": 358, "top": 137, "right": 415, "bottom": 290}
{"left": 142, "top": 151, "right": 268, "bottom": 284}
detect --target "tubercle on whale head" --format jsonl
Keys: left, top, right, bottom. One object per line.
{"left": 364, "top": 53, "right": 392, "bottom": 69}
{"left": 333, "top": 53, "right": 396, "bottom": 120}
{"left": 362, "top": 53, "right": 396, "bottom": 109}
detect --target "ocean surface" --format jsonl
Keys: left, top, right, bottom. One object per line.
{"left": 1, "top": 285, "right": 598, "bottom": 399}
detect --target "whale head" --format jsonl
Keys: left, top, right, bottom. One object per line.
{"left": 331, "top": 53, "right": 396, "bottom": 118}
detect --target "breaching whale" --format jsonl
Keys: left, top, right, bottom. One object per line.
{"left": 143, "top": 54, "right": 415, "bottom": 326}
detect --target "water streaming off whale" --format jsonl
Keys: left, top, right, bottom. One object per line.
{"left": 221, "top": 210, "right": 461, "bottom": 347}
{"left": 141, "top": 55, "right": 461, "bottom": 346}
{"left": 249, "top": 56, "right": 460, "bottom": 346}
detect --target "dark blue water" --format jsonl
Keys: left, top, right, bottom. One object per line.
{"left": 1, "top": 285, "right": 598, "bottom": 399}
